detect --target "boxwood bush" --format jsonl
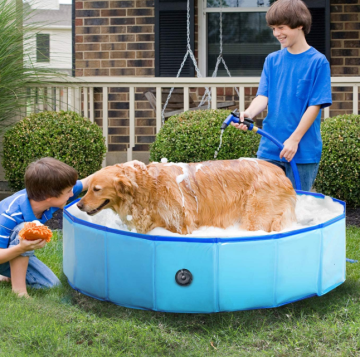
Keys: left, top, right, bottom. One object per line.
{"left": 315, "top": 114, "right": 360, "bottom": 208}
{"left": 150, "top": 109, "right": 261, "bottom": 163}
{"left": 3, "top": 111, "right": 107, "bottom": 190}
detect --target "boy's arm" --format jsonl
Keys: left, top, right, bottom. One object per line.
{"left": 231, "top": 95, "right": 268, "bottom": 131}
{"left": 280, "top": 105, "right": 321, "bottom": 162}
{"left": 0, "top": 246, "right": 25, "bottom": 264}
{"left": 80, "top": 173, "right": 95, "bottom": 192}
{"left": 0, "top": 239, "right": 46, "bottom": 264}
{"left": 68, "top": 173, "right": 97, "bottom": 203}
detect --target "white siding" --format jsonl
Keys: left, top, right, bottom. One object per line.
{"left": 25, "top": 27, "right": 72, "bottom": 73}
{"left": 28, "top": 0, "right": 59, "bottom": 10}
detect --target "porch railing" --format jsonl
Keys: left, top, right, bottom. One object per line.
{"left": 30, "top": 76, "right": 360, "bottom": 165}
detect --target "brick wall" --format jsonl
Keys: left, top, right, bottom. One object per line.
{"left": 75, "top": 0, "right": 155, "bottom": 77}
{"left": 330, "top": 0, "right": 360, "bottom": 76}
{"left": 76, "top": 0, "right": 156, "bottom": 156}
{"left": 75, "top": 0, "right": 359, "bottom": 160}
{"left": 330, "top": 0, "right": 360, "bottom": 117}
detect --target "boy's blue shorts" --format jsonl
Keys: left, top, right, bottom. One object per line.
{"left": 0, "top": 223, "right": 60, "bottom": 289}
{"left": 258, "top": 157, "right": 319, "bottom": 192}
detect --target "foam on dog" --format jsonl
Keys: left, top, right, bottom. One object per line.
{"left": 77, "top": 159, "right": 297, "bottom": 234}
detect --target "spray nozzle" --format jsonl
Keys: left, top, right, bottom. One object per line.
{"left": 221, "top": 110, "right": 254, "bottom": 130}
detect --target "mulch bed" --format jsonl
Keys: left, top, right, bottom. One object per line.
{"left": 45, "top": 207, "right": 360, "bottom": 231}
{"left": 45, "top": 209, "right": 64, "bottom": 230}
{"left": 346, "top": 207, "right": 360, "bottom": 227}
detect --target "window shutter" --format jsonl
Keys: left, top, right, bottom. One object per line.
{"left": 155, "top": 0, "right": 195, "bottom": 77}
{"left": 36, "top": 34, "right": 50, "bottom": 63}
{"left": 303, "top": 0, "right": 330, "bottom": 60}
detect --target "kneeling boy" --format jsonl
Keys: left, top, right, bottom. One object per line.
{"left": 0, "top": 157, "right": 92, "bottom": 297}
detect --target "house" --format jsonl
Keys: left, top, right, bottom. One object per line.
{"left": 0, "top": 0, "right": 72, "bottom": 187}
{"left": 0, "top": 0, "right": 358, "bottom": 195}
{"left": 24, "top": 0, "right": 72, "bottom": 75}
{"left": 73, "top": 0, "right": 359, "bottom": 164}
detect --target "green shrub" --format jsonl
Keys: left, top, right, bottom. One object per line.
{"left": 3, "top": 111, "right": 107, "bottom": 190}
{"left": 150, "top": 109, "right": 261, "bottom": 163}
{"left": 315, "top": 114, "right": 360, "bottom": 208}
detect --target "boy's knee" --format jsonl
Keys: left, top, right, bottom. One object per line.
{"left": 11, "top": 222, "right": 25, "bottom": 233}
{"left": 8, "top": 223, "right": 35, "bottom": 257}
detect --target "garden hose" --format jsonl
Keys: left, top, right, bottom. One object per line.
{"left": 221, "top": 111, "right": 302, "bottom": 190}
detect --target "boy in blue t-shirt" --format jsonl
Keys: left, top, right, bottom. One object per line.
{"left": 0, "top": 157, "right": 93, "bottom": 298}
{"left": 232, "top": 0, "right": 332, "bottom": 191}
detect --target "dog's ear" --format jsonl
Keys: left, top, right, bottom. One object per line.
{"left": 113, "top": 175, "right": 138, "bottom": 196}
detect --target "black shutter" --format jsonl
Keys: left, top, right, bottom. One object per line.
{"left": 36, "top": 34, "right": 50, "bottom": 63}
{"left": 303, "top": 0, "right": 330, "bottom": 60}
{"left": 155, "top": 0, "right": 195, "bottom": 77}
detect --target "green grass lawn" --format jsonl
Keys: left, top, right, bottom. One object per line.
{"left": 1, "top": 227, "right": 360, "bottom": 357}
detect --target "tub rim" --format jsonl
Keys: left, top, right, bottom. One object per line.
{"left": 64, "top": 190, "right": 346, "bottom": 243}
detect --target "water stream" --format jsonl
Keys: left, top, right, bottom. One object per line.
{"left": 214, "top": 129, "right": 225, "bottom": 159}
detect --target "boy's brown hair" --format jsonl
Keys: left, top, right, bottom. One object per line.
{"left": 25, "top": 157, "right": 78, "bottom": 201}
{"left": 266, "top": 0, "right": 312, "bottom": 35}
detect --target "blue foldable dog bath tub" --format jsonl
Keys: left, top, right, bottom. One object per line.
{"left": 63, "top": 191, "right": 346, "bottom": 313}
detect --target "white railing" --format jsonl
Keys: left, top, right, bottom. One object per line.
{"left": 31, "top": 76, "right": 360, "bottom": 165}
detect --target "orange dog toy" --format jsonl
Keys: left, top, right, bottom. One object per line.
{"left": 19, "top": 222, "right": 53, "bottom": 243}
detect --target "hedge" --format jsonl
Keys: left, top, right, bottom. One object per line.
{"left": 3, "top": 111, "right": 107, "bottom": 190}
{"left": 150, "top": 109, "right": 260, "bottom": 163}
{"left": 315, "top": 114, "right": 360, "bottom": 208}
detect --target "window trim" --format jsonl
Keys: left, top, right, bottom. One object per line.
{"left": 198, "top": 0, "right": 330, "bottom": 76}
{"left": 198, "top": 2, "right": 271, "bottom": 76}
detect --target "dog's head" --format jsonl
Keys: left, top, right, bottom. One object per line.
{"left": 76, "top": 161, "right": 144, "bottom": 216}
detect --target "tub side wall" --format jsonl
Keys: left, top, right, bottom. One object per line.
{"left": 106, "top": 232, "right": 155, "bottom": 309}
{"left": 62, "top": 213, "right": 347, "bottom": 312}
{"left": 320, "top": 218, "right": 346, "bottom": 294}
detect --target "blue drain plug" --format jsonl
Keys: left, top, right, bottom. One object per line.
{"left": 175, "top": 269, "right": 193, "bottom": 286}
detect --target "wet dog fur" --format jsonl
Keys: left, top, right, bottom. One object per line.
{"left": 77, "top": 159, "right": 296, "bottom": 234}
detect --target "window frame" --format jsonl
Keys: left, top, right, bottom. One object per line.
{"left": 198, "top": 2, "right": 271, "bottom": 77}
{"left": 198, "top": 0, "right": 330, "bottom": 76}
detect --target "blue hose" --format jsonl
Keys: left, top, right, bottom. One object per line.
{"left": 221, "top": 113, "right": 302, "bottom": 190}
{"left": 254, "top": 127, "right": 302, "bottom": 190}
{"left": 221, "top": 114, "right": 358, "bottom": 261}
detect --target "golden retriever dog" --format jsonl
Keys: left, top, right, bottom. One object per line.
{"left": 76, "top": 159, "right": 296, "bottom": 234}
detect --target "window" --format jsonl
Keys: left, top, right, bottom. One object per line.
{"left": 36, "top": 34, "right": 50, "bottom": 63}
{"left": 204, "top": 0, "right": 278, "bottom": 76}
{"left": 200, "top": 0, "right": 330, "bottom": 76}
{"left": 155, "top": 0, "right": 195, "bottom": 77}
{"left": 303, "top": 0, "right": 330, "bottom": 60}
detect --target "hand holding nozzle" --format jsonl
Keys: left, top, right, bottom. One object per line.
{"left": 221, "top": 110, "right": 254, "bottom": 130}
{"left": 219, "top": 108, "right": 302, "bottom": 190}
{"left": 231, "top": 113, "right": 252, "bottom": 131}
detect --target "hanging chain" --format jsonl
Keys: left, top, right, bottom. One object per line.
{"left": 162, "top": 0, "right": 240, "bottom": 124}
{"left": 199, "top": 0, "right": 240, "bottom": 108}
{"left": 161, "top": 0, "right": 210, "bottom": 124}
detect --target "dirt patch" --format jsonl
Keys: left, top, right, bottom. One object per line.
{"left": 45, "top": 209, "right": 63, "bottom": 230}
{"left": 346, "top": 207, "right": 360, "bottom": 227}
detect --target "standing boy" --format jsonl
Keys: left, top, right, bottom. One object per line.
{"left": 0, "top": 157, "right": 93, "bottom": 297}
{"left": 232, "top": 0, "right": 332, "bottom": 191}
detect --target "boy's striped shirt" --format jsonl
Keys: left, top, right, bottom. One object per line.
{"left": 0, "top": 181, "right": 82, "bottom": 248}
